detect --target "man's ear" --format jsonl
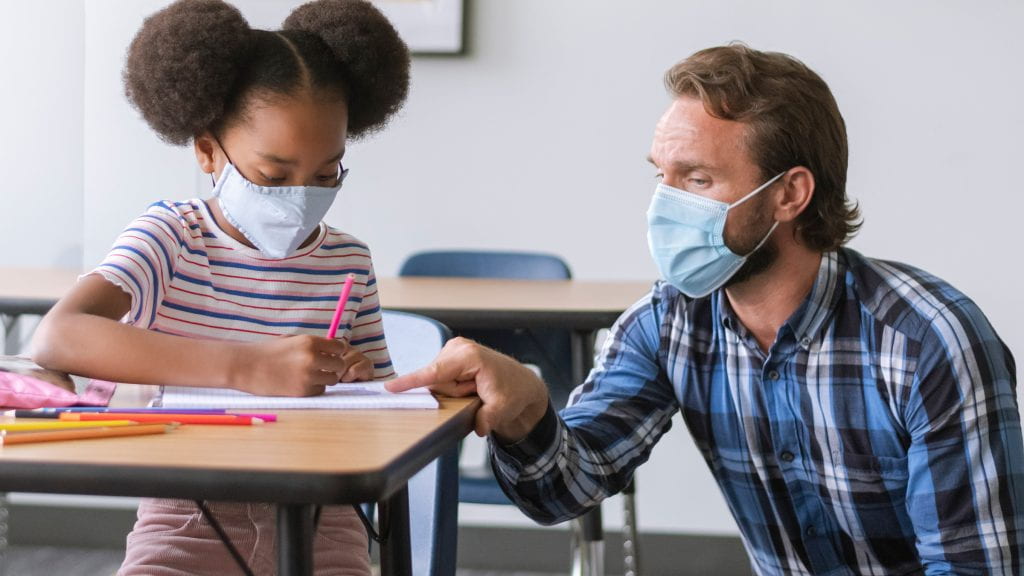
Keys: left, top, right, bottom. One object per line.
{"left": 194, "top": 132, "right": 220, "bottom": 176}
{"left": 774, "top": 166, "right": 815, "bottom": 223}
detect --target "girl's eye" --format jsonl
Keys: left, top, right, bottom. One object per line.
{"left": 261, "top": 174, "right": 286, "bottom": 184}
{"left": 316, "top": 174, "right": 337, "bottom": 183}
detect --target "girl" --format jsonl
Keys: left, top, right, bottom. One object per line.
{"left": 32, "top": 0, "right": 410, "bottom": 573}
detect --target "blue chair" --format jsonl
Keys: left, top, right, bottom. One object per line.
{"left": 379, "top": 310, "right": 458, "bottom": 576}
{"left": 399, "top": 250, "right": 575, "bottom": 505}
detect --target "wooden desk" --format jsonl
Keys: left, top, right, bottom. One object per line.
{"left": 0, "top": 269, "right": 654, "bottom": 575}
{"left": 0, "top": 383, "right": 480, "bottom": 576}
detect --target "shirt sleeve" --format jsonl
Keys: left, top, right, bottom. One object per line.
{"left": 89, "top": 202, "right": 185, "bottom": 329}
{"left": 489, "top": 284, "right": 679, "bottom": 525}
{"left": 903, "top": 298, "right": 1024, "bottom": 575}
{"left": 347, "top": 257, "right": 394, "bottom": 380}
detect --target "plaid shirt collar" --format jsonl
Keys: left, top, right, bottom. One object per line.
{"left": 717, "top": 251, "right": 844, "bottom": 353}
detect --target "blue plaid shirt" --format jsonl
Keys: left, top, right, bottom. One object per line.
{"left": 492, "top": 249, "right": 1024, "bottom": 575}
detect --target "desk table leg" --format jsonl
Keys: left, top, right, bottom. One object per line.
{"left": 277, "top": 503, "right": 315, "bottom": 576}
{"left": 570, "top": 329, "right": 605, "bottom": 575}
{"left": 1, "top": 314, "right": 19, "bottom": 356}
{"left": 378, "top": 485, "right": 411, "bottom": 576}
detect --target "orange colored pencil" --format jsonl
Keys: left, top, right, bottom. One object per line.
{"left": 59, "top": 412, "right": 264, "bottom": 426}
{"left": 0, "top": 423, "right": 173, "bottom": 446}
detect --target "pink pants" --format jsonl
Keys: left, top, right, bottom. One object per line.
{"left": 118, "top": 498, "right": 371, "bottom": 576}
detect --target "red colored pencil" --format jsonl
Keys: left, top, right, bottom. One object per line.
{"left": 60, "top": 413, "right": 264, "bottom": 426}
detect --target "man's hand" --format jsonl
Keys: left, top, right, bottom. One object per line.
{"left": 385, "top": 337, "right": 550, "bottom": 442}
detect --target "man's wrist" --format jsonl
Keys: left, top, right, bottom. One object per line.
{"left": 493, "top": 394, "right": 551, "bottom": 445}
{"left": 493, "top": 400, "right": 558, "bottom": 459}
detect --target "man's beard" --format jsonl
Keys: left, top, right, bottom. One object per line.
{"left": 723, "top": 198, "right": 779, "bottom": 289}
{"left": 724, "top": 236, "right": 778, "bottom": 289}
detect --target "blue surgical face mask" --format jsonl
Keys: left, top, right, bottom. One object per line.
{"left": 646, "top": 172, "right": 784, "bottom": 298}
{"left": 211, "top": 162, "right": 345, "bottom": 259}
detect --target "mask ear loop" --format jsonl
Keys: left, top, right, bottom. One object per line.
{"left": 728, "top": 170, "right": 787, "bottom": 257}
{"left": 210, "top": 137, "right": 236, "bottom": 187}
{"left": 728, "top": 170, "right": 787, "bottom": 210}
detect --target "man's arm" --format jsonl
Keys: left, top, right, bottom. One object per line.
{"left": 487, "top": 292, "right": 678, "bottom": 524}
{"left": 904, "top": 299, "right": 1024, "bottom": 575}
{"left": 387, "top": 287, "right": 679, "bottom": 524}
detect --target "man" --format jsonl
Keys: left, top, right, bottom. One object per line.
{"left": 387, "top": 44, "right": 1024, "bottom": 574}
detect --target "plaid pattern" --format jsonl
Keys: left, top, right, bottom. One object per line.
{"left": 492, "top": 249, "right": 1024, "bottom": 575}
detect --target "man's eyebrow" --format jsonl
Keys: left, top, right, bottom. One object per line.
{"left": 647, "top": 156, "right": 715, "bottom": 173}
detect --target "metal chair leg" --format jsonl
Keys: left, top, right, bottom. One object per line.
{"left": 0, "top": 492, "right": 9, "bottom": 576}
{"left": 570, "top": 506, "right": 604, "bottom": 576}
{"left": 622, "top": 479, "right": 640, "bottom": 576}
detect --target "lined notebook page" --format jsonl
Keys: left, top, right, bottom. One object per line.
{"left": 156, "top": 382, "right": 438, "bottom": 410}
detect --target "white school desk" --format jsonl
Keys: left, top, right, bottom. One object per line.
{"left": 0, "top": 381, "right": 479, "bottom": 576}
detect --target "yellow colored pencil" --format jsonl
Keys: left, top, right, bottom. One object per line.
{"left": 0, "top": 420, "right": 139, "bottom": 432}
{"left": 0, "top": 423, "right": 174, "bottom": 446}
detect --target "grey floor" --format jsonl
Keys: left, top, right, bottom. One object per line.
{"left": 1, "top": 546, "right": 558, "bottom": 576}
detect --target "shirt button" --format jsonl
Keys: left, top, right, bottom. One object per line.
{"left": 780, "top": 451, "right": 795, "bottom": 462}
{"left": 799, "top": 336, "right": 811, "bottom": 348}
{"left": 806, "top": 525, "right": 817, "bottom": 537}
{"left": 767, "top": 370, "right": 780, "bottom": 381}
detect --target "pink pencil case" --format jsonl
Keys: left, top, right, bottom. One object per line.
{"left": 0, "top": 356, "right": 116, "bottom": 409}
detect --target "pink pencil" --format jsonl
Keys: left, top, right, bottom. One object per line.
{"left": 326, "top": 273, "right": 356, "bottom": 340}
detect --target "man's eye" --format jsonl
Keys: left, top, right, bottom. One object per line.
{"left": 317, "top": 174, "right": 337, "bottom": 183}
{"left": 654, "top": 173, "right": 664, "bottom": 181}
{"left": 689, "top": 178, "right": 709, "bottom": 187}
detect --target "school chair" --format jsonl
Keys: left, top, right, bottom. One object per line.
{"left": 376, "top": 310, "right": 459, "bottom": 576}
{"left": 398, "top": 250, "right": 641, "bottom": 576}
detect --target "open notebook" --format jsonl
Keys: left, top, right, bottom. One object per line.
{"left": 155, "top": 381, "right": 438, "bottom": 410}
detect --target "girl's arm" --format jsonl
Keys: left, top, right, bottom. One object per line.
{"left": 32, "top": 274, "right": 350, "bottom": 397}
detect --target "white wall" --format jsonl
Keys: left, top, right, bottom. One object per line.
{"left": 3, "top": 0, "right": 1023, "bottom": 537}
{"left": 0, "top": 1, "right": 84, "bottom": 269}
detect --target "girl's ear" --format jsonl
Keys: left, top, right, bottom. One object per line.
{"left": 194, "top": 133, "right": 219, "bottom": 175}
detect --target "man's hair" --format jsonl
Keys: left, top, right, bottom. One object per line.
{"left": 665, "top": 43, "right": 861, "bottom": 251}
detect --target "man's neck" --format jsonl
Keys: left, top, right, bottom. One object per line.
{"left": 725, "top": 247, "right": 823, "bottom": 354}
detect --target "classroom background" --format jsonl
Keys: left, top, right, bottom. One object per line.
{"left": 1, "top": 0, "right": 1021, "bottom": 572}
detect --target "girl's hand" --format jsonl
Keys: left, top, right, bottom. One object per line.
{"left": 232, "top": 335, "right": 354, "bottom": 397}
{"left": 337, "top": 340, "right": 373, "bottom": 383}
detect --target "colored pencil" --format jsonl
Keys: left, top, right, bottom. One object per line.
{"left": 0, "top": 423, "right": 173, "bottom": 446}
{"left": 12, "top": 407, "right": 228, "bottom": 415}
{"left": 326, "top": 273, "right": 356, "bottom": 340}
{"left": 59, "top": 413, "right": 264, "bottom": 426}
{"left": 0, "top": 420, "right": 139, "bottom": 432}
{"left": 6, "top": 408, "right": 277, "bottom": 422}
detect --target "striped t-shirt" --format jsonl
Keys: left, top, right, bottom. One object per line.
{"left": 91, "top": 199, "right": 394, "bottom": 381}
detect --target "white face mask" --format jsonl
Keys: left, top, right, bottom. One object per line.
{"left": 211, "top": 162, "right": 345, "bottom": 259}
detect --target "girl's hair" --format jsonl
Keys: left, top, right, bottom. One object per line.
{"left": 124, "top": 0, "right": 410, "bottom": 145}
